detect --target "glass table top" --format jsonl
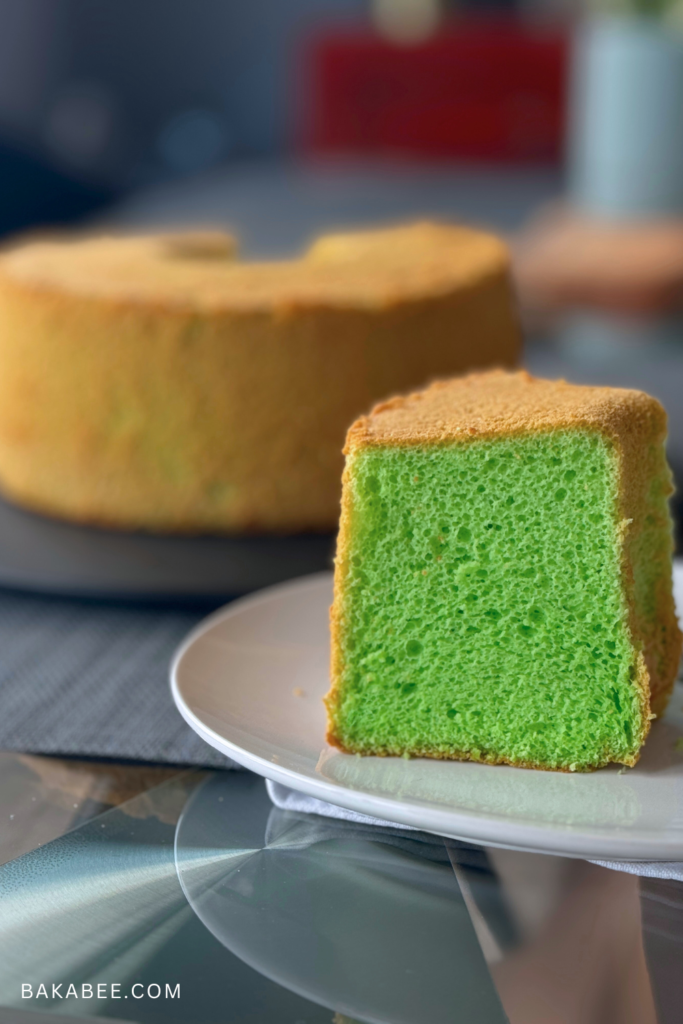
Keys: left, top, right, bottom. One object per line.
{"left": 0, "top": 752, "right": 682, "bottom": 1024}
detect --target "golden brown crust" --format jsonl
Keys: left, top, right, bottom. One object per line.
{"left": 0, "top": 221, "right": 510, "bottom": 313}
{"left": 344, "top": 369, "right": 667, "bottom": 452}
{"left": 0, "top": 224, "right": 520, "bottom": 534}
{"left": 617, "top": 411, "right": 682, "bottom": 720}
{"left": 327, "top": 369, "right": 682, "bottom": 769}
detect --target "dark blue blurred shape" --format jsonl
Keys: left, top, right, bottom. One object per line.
{"left": 0, "top": 138, "right": 113, "bottom": 239}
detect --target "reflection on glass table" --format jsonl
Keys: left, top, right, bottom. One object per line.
{"left": 0, "top": 752, "right": 183, "bottom": 867}
{"left": 0, "top": 756, "right": 682, "bottom": 1023}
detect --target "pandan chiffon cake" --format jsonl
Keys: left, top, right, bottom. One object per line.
{"left": 326, "top": 371, "right": 682, "bottom": 772}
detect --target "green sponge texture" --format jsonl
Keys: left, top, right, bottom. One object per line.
{"left": 333, "top": 431, "right": 645, "bottom": 771}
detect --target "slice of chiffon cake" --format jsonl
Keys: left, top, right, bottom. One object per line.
{"left": 326, "top": 371, "right": 682, "bottom": 771}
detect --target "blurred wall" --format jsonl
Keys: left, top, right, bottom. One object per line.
{"left": 0, "top": 0, "right": 539, "bottom": 235}
{"left": 0, "top": 0, "right": 368, "bottom": 193}
{"left": 0, "top": 0, "right": 65, "bottom": 142}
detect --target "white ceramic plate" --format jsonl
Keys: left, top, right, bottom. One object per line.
{"left": 171, "top": 564, "right": 683, "bottom": 860}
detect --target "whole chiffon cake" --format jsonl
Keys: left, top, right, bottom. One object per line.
{"left": 0, "top": 224, "right": 520, "bottom": 533}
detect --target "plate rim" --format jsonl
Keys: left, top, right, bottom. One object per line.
{"left": 171, "top": 570, "right": 683, "bottom": 861}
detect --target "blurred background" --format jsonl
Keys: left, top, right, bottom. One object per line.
{"left": 2, "top": 0, "right": 683, "bottom": 539}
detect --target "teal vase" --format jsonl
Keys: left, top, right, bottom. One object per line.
{"left": 569, "top": 17, "right": 683, "bottom": 218}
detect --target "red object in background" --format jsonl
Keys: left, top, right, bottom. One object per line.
{"left": 306, "top": 21, "right": 568, "bottom": 163}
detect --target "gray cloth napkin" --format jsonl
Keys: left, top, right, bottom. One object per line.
{"left": 0, "top": 588, "right": 236, "bottom": 767}
{"left": 266, "top": 780, "right": 683, "bottom": 881}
